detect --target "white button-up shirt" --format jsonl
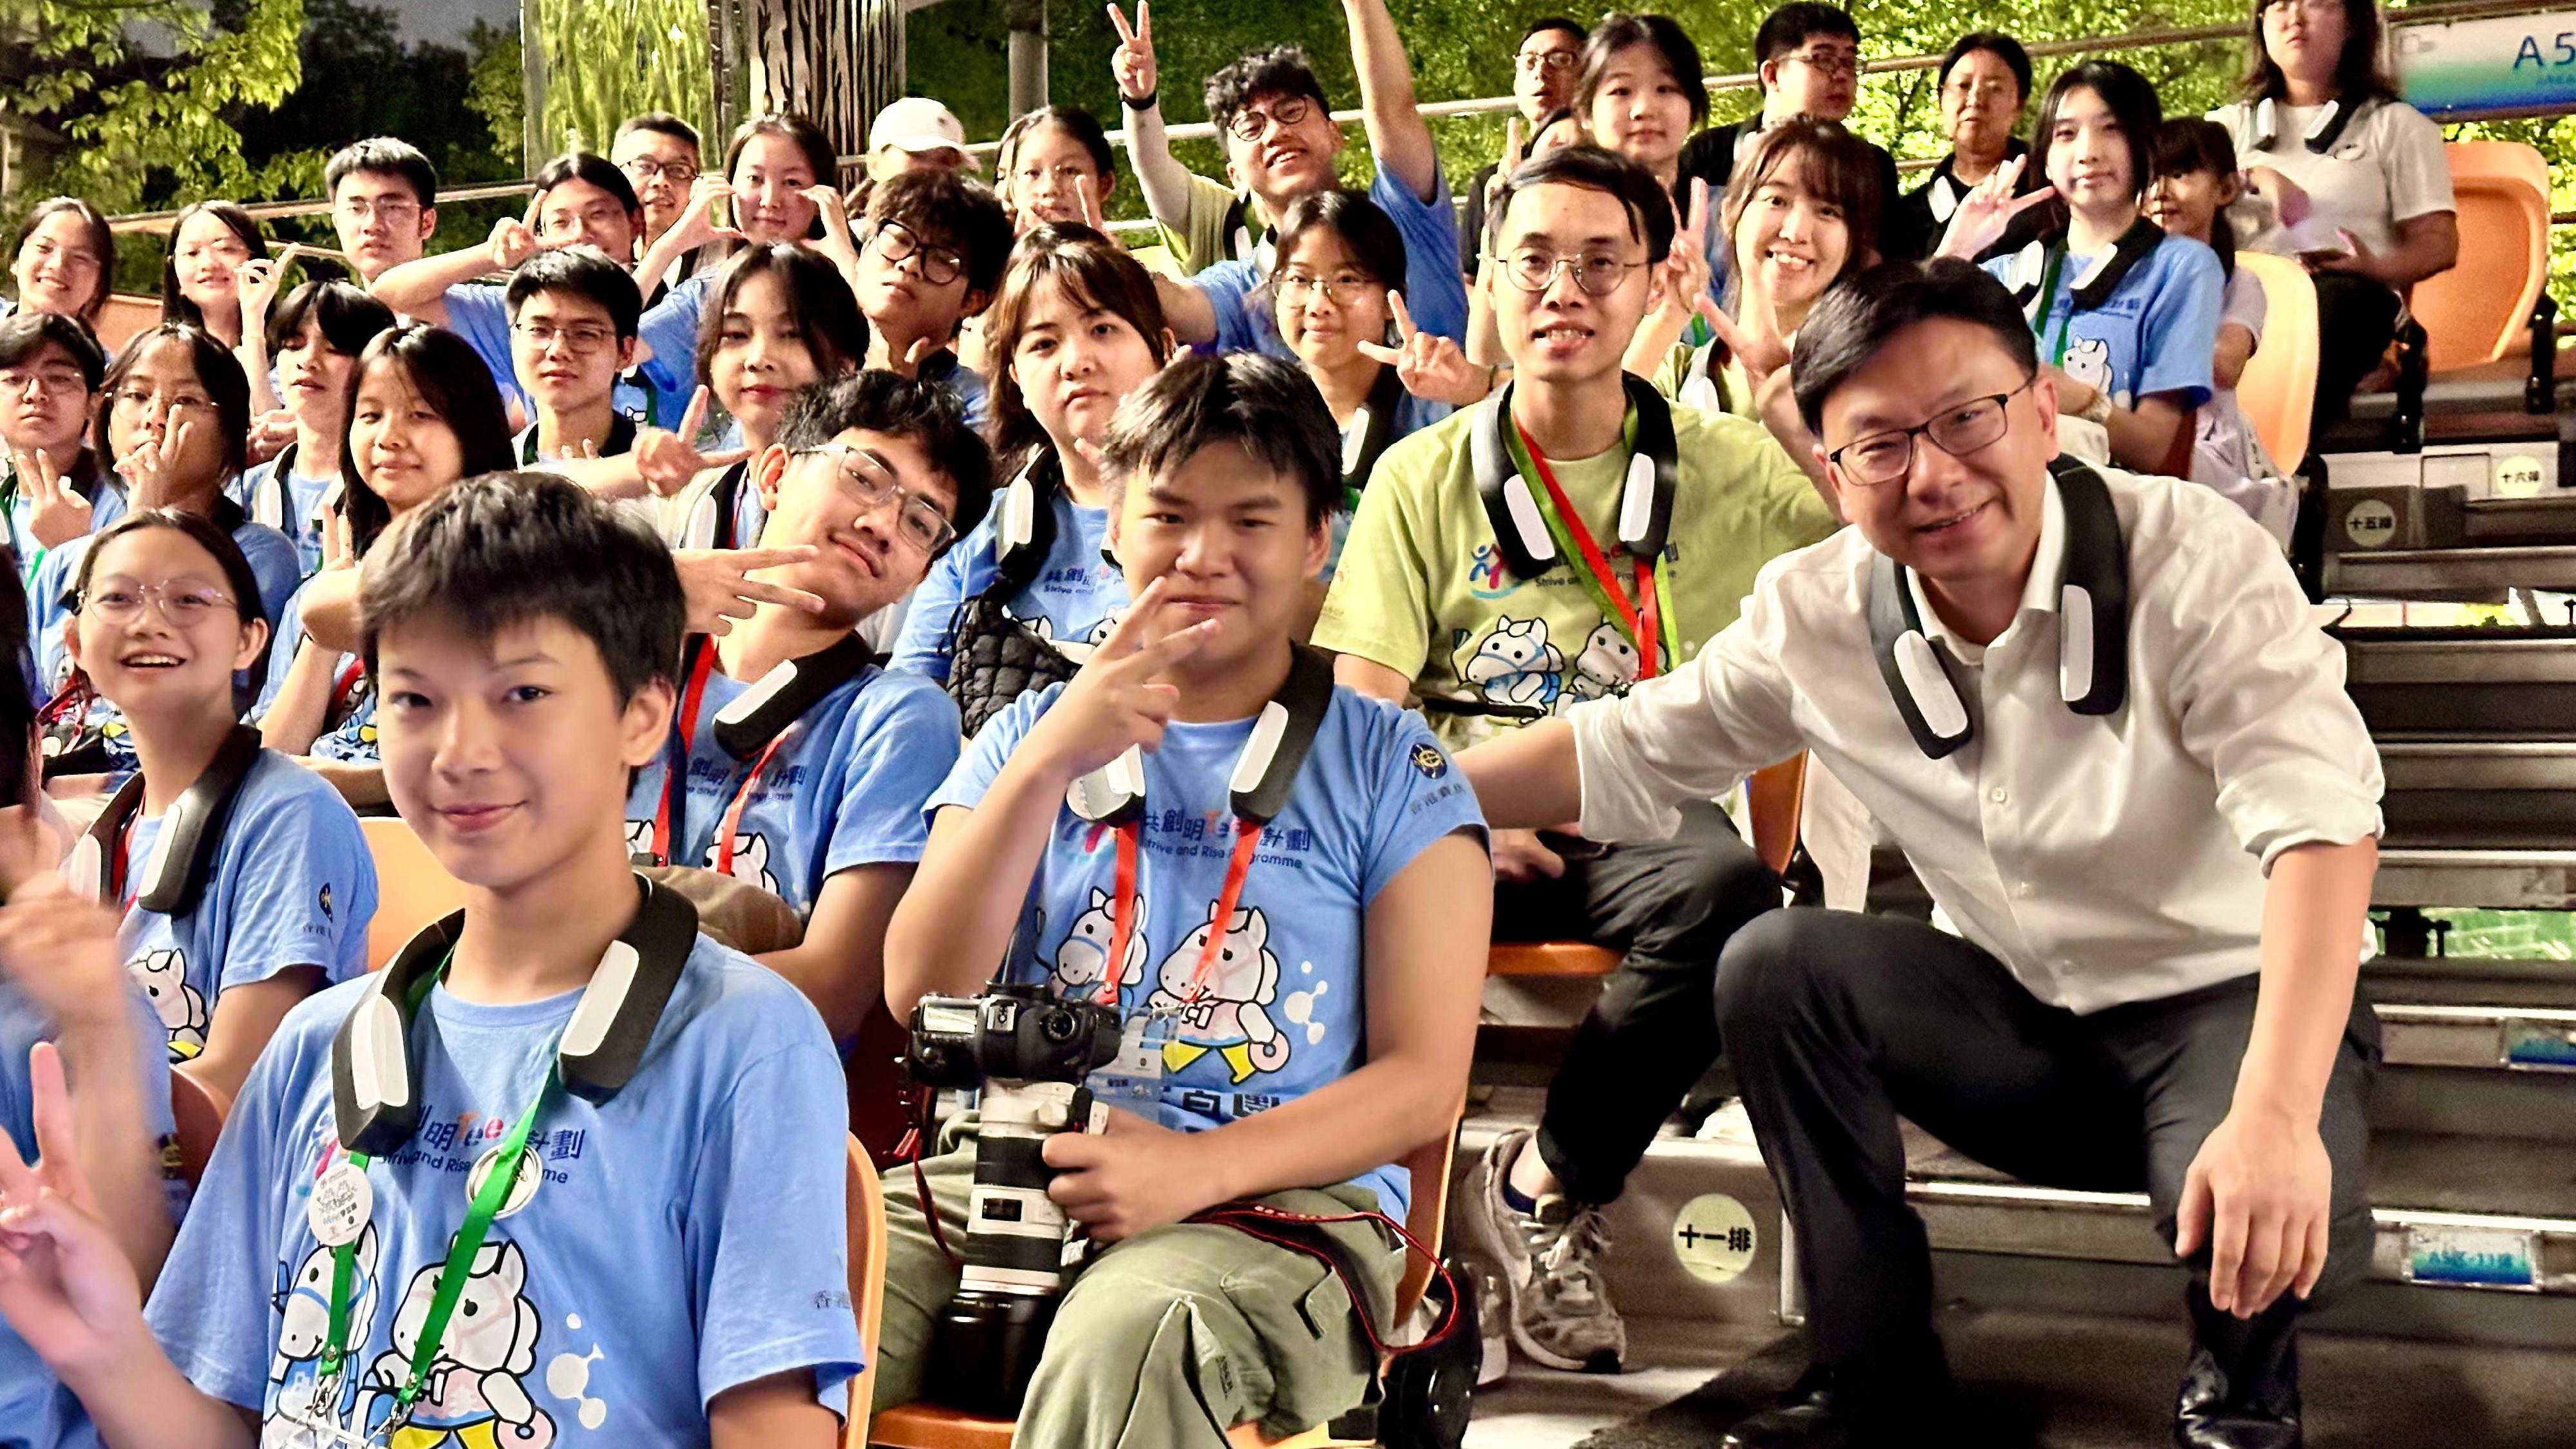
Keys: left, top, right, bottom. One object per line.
{"left": 1571, "top": 466, "right": 2384, "bottom": 1014}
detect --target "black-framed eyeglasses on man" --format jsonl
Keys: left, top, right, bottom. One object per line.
{"left": 1826, "top": 377, "right": 2035, "bottom": 488}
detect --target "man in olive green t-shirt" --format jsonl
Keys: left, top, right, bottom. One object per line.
{"left": 1318, "top": 146, "right": 1837, "bottom": 1380}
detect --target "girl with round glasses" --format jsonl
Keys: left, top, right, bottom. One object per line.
{"left": 57, "top": 507, "right": 374, "bottom": 1099}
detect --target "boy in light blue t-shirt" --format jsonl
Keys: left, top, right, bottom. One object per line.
{"left": 625, "top": 371, "right": 992, "bottom": 1042}
{"left": 876, "top": 354, "right": 1490, "bottom": 1446}
{"left": 0, "top": 476, "right": 862, "bottom": 1448}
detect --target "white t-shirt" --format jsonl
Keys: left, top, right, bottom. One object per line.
{"left": 2208, "top": 97, "right": 2454, "bottom": 258}
{"left": 2195, "top": 265, "right": 2293, "bottom": 544}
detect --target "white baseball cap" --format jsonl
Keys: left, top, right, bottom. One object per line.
{"left": 870, "top": 97, "right": 969, "bottom": 157}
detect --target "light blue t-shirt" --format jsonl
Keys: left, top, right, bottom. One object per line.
{"left": 624, "top": 657, "right": 958, "bottom": 914}
{"left": 0, "top": 981, "right": 179, "bottom": 1449}
{"left": 28, "top": 520, "right": 305, "bottom": 778}
{"left": 634, "top": 272, "right": 714, "bottom": 426}
{"left": 886, "top": 483, "right": 1126, "bottom": 683}
{"left": 923, "top": 355, "right": 990, "bottom": 433}
{"left": 1982, "top": 232, "right": 2224, "bottom": 412}
{"left": 141, "top": 935, "right": 864, "bottom": 1441}
{"left": 231, "top": 446, "right": 337, "bottom": 578}
{"left": 1189, "top": 155, "right": 1470, "bottom": 359}
{"left": 927, "top": 680, "right": 1487, "bottom": 1218}
{"left": 441, "top": 282, "right": 529, "bottom": 422}
{"left": 62, "top": 750, "right": 376, "bottom": 1064}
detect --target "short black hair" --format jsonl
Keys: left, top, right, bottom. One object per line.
{"left": 325, "top": 138, "right": 439, "bottom": 209}
{"left": 10, "top": 198, "right": 115, "bottom": 323}
{"left": 1486, "top": 143, "right": 1676, "bottom": 265}
{"left": 1755, "top": 3, "right": 1860, "bottom": 64}
{"left": 359, "top": 472, "right": 686, "bottom": 708}
{"left": 267, "top": 279, "right": 395, "bottom": 358}
{"left": 1576, "top": 14, "right": 1709, "bottom": 126}
{"left": 0, "top": 312, "right": 106, "bottom": 393}
{"left": 341, "top": 324, "right": 519, "bottom": 556}
{"left": 862, "top": 170, "right": 1014, "bottom": 301}
{"left": 533, "top": 152, "right": 643, "bottom": 220}
{"left": 1271, "top": 189, "right": 1408, "bottom": 296}
{"left": 1100, "top": 354, "right": 1339, "bottom": 527}
{"left": 1205, "top": 48, "right": 1332, "bottom": 139}
{"left": 2036, "top": 59, "right": 2162, "bottom": 204}
{"left": 615, "top": 111, "right": 703, "bottom": 153}
{"left": 506, "top": 247, "right": 643, "bottom": 341}
{"left": 776, "top": 370, "right": 996, "bottom": 554}
{"left": 94, "top": 324, "right": 252, "bottom": 481}
{"left": 692, "top": 244, "right": 870, "bottom": 390}
{"left": 1790, "top": 258, "right": 2036, "bottom": 435}
{"left": 159, "top": 201, "right": 269, "bottom": 332}
{"left": 1524, "top": 16, "right": 1585, "bottom": 45}
{"left": 1941, "top": 31, "right": 2033, "bottom": 102}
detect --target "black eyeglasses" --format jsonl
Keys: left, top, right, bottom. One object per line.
{"left": 1226, "top": 95, "right": 1315, "bottom": 143}
{"left": 620, "top": 157, "right": 701, "bottom": 185}
{"left": 1826, "top": 379, "right": 2034, "bottom": 488}
{"left": 869, "top": 222, "right": 966, "bottom": 287}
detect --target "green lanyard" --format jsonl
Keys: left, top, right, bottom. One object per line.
{"left": 2031, "top": 243, "right": 2074, "bottom": 368}
{"left": 313, "top": 959, "right": 557, "bottom": 1418}
{"left": 1498, "top": 410, "right": 1680, "bottom": 670}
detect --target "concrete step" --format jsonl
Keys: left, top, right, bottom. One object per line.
{"left": 2374, "top": 848, "right": 2576, "bottom": 910}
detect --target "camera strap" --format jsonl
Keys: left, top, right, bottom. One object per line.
{"left": 1072, "top": 645, "right": 1334, "bottom": 1010}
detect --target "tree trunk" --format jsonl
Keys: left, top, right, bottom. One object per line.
{"left": 715, "top": 0, "right": 911, "bottom": 181}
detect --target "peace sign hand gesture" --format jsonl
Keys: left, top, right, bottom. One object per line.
{"left": 1657, "top": 178, "right": 1714, "bottom": 317}
{"left": 16, "top": 451, "right": 91, "bottom": 551}
{"left": 1358, "top": 292, "right": 1491, "bottom": 406}
{"left": 1937, "top": 153, "right": 2056, "bottom": 261}
{"left": 632, "top": 388, "right": 753, "bottom": 497}
{"left": 1023, "top": 578, "right": 1219, "bottom": 780}
{"left": 487, "top": 196, "right": 549, "bottom": 272}
{"left": 114, "top": 419, "right": 196, "bottom": 511}
{"left": 1108, "top": 1, "right": 1157, "bottom": 104}
{"left": 0, "top": 1041, "right": 149, "bottom": 1381}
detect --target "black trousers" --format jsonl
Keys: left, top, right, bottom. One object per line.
{"left": 1494, "top": 801, "right": 1783, "bottom": 1206}
{"left": 1714, "top": 909, "right": 2378, "bottom": 1380}
{"left": 2309, "top": 271, "right": 2403, "bottom": 439}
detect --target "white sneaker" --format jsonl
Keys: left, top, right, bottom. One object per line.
{"left": 1459, "top": 1129, "right": 1627, "bottom": 1374}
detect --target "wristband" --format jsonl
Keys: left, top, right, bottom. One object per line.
{"left": 1122, "top": 90, "right": 1157, "bottom": 111}
{"left": 2075, "top": 388, "right": 2113, "bottom": 425}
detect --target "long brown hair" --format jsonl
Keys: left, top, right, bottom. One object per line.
{"left": 1720, "top": 117, "right": 1884, "bottom": 310}
{"left": 2242, "top": 0, "right": 2396, "bottom": 104}
{"left": 981, "top": 225, "right": 1170, "bottom": 480}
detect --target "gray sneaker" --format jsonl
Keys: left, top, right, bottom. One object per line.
{"left": 1460, "top": 1129, "right": 1627, "bottom": 1374}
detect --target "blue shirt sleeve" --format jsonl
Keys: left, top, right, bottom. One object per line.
{"left": 1355, "top": 703, "right": 1487, "bottom": 904}
{"left": 886, "top": 537, "right": 985, "bottom": 681}
{"left": 636, "top": 274, "right": 710, "bottom": 406}
{"left": 229, "top": 522, "right": 304, "bottom": 634}
{"left": 211, "top": 761, "right": 379, "bottom": 994}
{"left": 1368, "top": 151, "right": 1468, "bottom": 346}
{"left": 1189, "top": 261, "right": 1269, "bottom": 357}
{"left": 440, "top": 283, "right": 524, "bottom": 417}
{"left": 925, "top": 685, "right": 1056, "bottom": 824}
{"left": 821, "top": 676, "right": 961, "bottom": 876}
{"left": 2134, "top": 240, "right": 2223, "bottom": 411}
{"left": 686, "top": 1009, "right": 863, "bottom": 1410}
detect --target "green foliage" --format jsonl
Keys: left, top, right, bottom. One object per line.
{"left": 5, "top": 0, "right": 311, "bottom": 214}
{"left": 467, "top": 21, "right": 528, "bottom": 163}
{"left": 526, "top": 0, "right": 715, "bottom": 164}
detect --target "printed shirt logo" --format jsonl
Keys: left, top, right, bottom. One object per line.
{"left": 1409, "top": 743, "right": 1448, "bottom": 779}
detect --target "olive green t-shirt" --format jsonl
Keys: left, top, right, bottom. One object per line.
{"left": 1316, "top": 402, "right": 1837, "bottom": 751}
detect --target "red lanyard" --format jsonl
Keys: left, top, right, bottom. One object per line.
{"left": 106, "top": 809, "right": 139, "bottom": 909}
{"left": 1511, "top": 419, "right": 1662, "bottom": 681}
{"left": 648, "top": 645, "right": 721, "bottom": 866}
{"left": 1092, "top": 818, "right": 1262, "bottom": 1009}
{"left": 330, "top": 657, "right": 368, "bottom": 715}
{"left": 714, "top": 730, "right": 792, "bottom": 876}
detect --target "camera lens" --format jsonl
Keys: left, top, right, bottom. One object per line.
{"left": 1037, "top": 1007, "right": 1079, "bottom": 1043}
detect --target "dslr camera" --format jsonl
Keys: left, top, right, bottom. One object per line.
{"left": 905, "top": 982, "right": 1123, "bottom": 1416}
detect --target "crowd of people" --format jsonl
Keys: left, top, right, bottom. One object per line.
{"left": 0, "top": 0, "right": 2442, "bottom": 1444}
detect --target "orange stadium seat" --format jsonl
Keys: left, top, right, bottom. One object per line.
{"left": 360, "top": 816, "right": 466, "bottom": 972}
{"left": 2235, "top": 251, "right": 2320, "bottom": 470}
{"left": 845, "top": 1135, "right": 889, "bottom": 1448}
{"left": 2409, "top": 140, "right": 2551, "bottom": 373}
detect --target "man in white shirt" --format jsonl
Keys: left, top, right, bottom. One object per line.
{"left": 1459, "top": 258, "right": 2383, "bottom": 1449}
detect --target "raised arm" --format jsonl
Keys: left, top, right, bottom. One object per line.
{"left": 1343, "top": 0, "right": 1438, "bottom": 201}
{"left": 367, "top": 198, "right": 547, "bottom": 323}
{"left": 1108, "top": 3, "right": 1202, "bottom": 235}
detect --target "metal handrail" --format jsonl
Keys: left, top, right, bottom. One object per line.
{"left": 90, "top": 0, "right": 2571, "bottom": 237}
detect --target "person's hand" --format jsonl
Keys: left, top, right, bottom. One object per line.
{"left": 2175, "top": 1103, "right": 2336, "bottom": 1319}
{"left": 1702, "top": 296, "right": 1791, "bottom": 384}
{"left": 1076, "top": 173, "right": 1109, "bottom": 234}
{"left": 667, "top": 176, "right": 748, "bottom": 256}
{"left": 1490, "top": 828, "right": 1567, "bottom": 885}
{"left": 2038, "top": 362, "right": 2103, "bottom": 421}
{"left": 245, "top": 407, "right": 297, "bottom": 468}
{"left": 802, "top": 185, "right": 860, "bottom": 274}
{"left": 1359, "top": 292, "right": 1490, "bottom": 405}
{"left": 886, "top": 336, "right": 939, "bottom": 380}
{"left": 0, "top": 886, "right": 129, "bottom": 1043}
{"left": 632, "top": 388, "right": 753, "bottom": 497}
{"left": 321, "top": 504, "right": 355, "bottom": 572}
{"left": 1937, "top": 153, "right": 2056, "bottom": 260}
{"left": 2308, "top": 227, "right": 2383, "bottom": 285}
{"left": 113, "top": 417, "right": 195, "bottom": 511}
{"left": 672, "top": 545, "right": 827, "bottom": 638}
{"left": 234, "top": 243, "right": 308, "bottom": 337}
{"left": 1485, "top": 117, "right": 1526, "bottom": 212}
{"left": 0, "top": 1043, "right": 149, "bottom": 1380}
{"left": 1043, "top": 1106, "right": 1223, "bottom": 1242}
{"left": 2246, "top": 165, "right": 2307, "bottom": 229}
{"left": 1108, "top": 1, "right": 1157, "bottom": 103}
{"left": 14, "top": 450, "right": 91, "bottom": 551}
{"left": 1021, "top": 577, "right": 1218, "bottom": 779}
{"left": 486, "top": 196, "right": 547, "bottom": 273}
{"left": 1655, "top": 178, "right": 1713, "bottom": 321}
